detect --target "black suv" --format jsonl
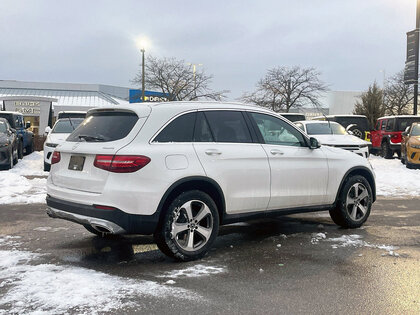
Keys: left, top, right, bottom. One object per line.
{"left": 312, "top": 115, "right": 370, "bottom": 141}
{"left": 0, "top": 111, "right": 34, "bottom": 158}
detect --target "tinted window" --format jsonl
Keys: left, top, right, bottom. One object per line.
{"left": 411, "top": 124, "right": 420, "bottom": 136}
{"left": 0, "top": 114, "right": 14, "bottom": 127}
{"left": 52, "top": 118, "right": 84, "bottom": 134}
{"left": 335, "top": 117, "right": 369, "bottom": 130}
{"left": 204, "top": 111, "right": 252, "bottom": 143}
{"left": 194, "top": 112, "right": 214, "bottom": 142}
{"left": 386, "top": 119, "right": 394, "bottom": 131}
{"left": 375, "top": 121, "right": 380, "bottom": 130}
{"left": 250, "top": 112, "right": 306, "bottom": 146}
{"left": 397, "top": 117, "right": 420, "bottom": 131}
{"left": 154, "top": 112, "right": 196, "bottom": 142}
{"left": 67, "top": 111, "right": 138, "bottom": 142}
{"left": 381, "top": 120, "right": 387, "bottom": 130}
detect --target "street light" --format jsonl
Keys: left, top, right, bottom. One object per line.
{"left": 187, "top": 63, "right": 202, "bottom": 99}
{"left": 136, "top": 37, "right": 150, "bottom": 102}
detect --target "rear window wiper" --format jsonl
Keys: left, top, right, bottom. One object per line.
{"left": 78, "top": 135, "right": 106, "bottom": 142}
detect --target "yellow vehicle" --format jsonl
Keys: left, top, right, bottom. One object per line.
{"left": 401, "top": 122, "right": 420, "bottom": 169}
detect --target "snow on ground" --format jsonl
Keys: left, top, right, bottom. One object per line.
{"left": 0, "top": 152, "right": 47, "bottom": 204}
{"left": 323, "top": 234, "right": 399, "bottom": 256}
{"left": 369, "top": 155, "right": 420, "bottom": 197}
{"left": 0, "top": 236, "right": 200, "bottom": 315}
{"left": 157, "top": 264, "right": 226, "bottom": 279}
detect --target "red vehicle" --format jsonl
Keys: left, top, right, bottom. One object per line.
{"left": 371, "top": 115, "right": 420, "bottom": 158}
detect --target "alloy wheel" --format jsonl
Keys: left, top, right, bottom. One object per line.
{"left": 345, "top": 183, "right": 369, "bottom": 221}
{"left": 171, "top": 200, "right": 213, "bottom": 252}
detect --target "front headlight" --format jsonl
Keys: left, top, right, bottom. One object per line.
{"left": 410, "top": 144, "right": 420, "bottom": 149}
{"left": 45, "top": 143, "right": 58, "bottom": 148}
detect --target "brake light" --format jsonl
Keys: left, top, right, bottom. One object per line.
{"left": 94, "top": 155, "right": 151, "bottom": 173}
{"left": 51, "top": 151, "right": 61, "bottom": 164}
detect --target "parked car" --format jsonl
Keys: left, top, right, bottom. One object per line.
{"left": 43, "top": 118, "right": 84, "bottom": 171}
{"left": 46, "top": 102, "right": 376, "bottom": 261}
{"left": 312, "top": 115, "right": 371, "bottom": 141}
{"left": 0, "top": 118, "right": 19, "bottom": 169}
{"left": 0, "top": 111, "right": 33, "bottom": 158}
{"left": 295, "top": 120, "right": 370, "bottom": 158}
{"left": 401, "top": 122, "right": 420, "bottom": 168}
{"left": 279, "top": 113, "right": 306, "bottom": 122}
{"left": 371, "top": 115, "right": 420, "bottom": 159}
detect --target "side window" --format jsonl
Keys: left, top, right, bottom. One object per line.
{"left": 381, "top": 120, "right": 387, "bottom": 131}
{"left": 204, "top": 111, "right": 252, "bottom": 143}
{"left": 375, "top": 121, "right": 380, "bottom": 130}
{"left": 250, "top": 112, "right": 306, "bottom": 147}
{"left": 154, "top": 112, "right": 196, "bottom": 143}
{"left": 194, "top": 112, "right": 214, "bottom": 142}
{"left": 386, "top": 119, "right": 394, "bottom": 131}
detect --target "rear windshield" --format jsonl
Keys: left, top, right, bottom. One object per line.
{"left": 0, "top": 114, "right": 14, "bottom": 127}
{"left": 67, "top": 111, "right": 138, "bottom": 142}
{"left": 52, "top": 118, "right": 84, "bottom": 134}
{"left": 306, "top": 122, "right": 346, "bottom": 135}
{"left": 396, "top": 117, "right": 420, "bottom": 132}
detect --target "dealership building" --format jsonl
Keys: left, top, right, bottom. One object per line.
{"left": 0, "top": 80, "right": 132, "bottom": 135}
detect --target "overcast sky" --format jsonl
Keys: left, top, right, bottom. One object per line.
{"left": 0, "top": 0, "right": 416, "bottom": 100}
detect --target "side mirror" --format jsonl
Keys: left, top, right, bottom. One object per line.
{"left": 309, "top": 137, "right": 321, "bottom": 149}
{"left": 402, "top": 131, "right": 408, "bottom": 137}
{"left": 25, "top": 121, "right": 31, "bottom": 129}
{"left": 44, "top": 126, "right": 52, "bottom": 135}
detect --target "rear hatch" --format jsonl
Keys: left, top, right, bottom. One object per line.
{"left": 50, "top": 107, "right": 150, "bottom": 193}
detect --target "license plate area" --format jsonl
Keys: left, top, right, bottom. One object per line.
{"left": 68, "top": 155, "right": 85, "bottom": 171}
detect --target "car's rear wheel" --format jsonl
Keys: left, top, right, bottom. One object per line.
{"left": 6, "top": 150, "right": 14, "bottom": 170}
{"left": 13, "top": 146, "right": 18, "bottom": 165}
{"left": 330, "top": 175, "right": 372, "bottom": 228}
{"left": 154, "top": 190, "right": 219, "bottom": 261}
{"left": 381, "top": 141, "right": 393, "bottom": 159}
{"left": 18, "top": 141, "right": 23, "bottom": 159}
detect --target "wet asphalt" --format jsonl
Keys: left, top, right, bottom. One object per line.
{"left": 0, "top": 198, "right": 419, "bottom": 314}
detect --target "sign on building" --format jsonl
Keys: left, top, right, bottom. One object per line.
{"left": 129, "top": 90, "right": 170, "bottom": 103}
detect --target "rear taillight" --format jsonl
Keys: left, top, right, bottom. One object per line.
{"left": 93, "top": 204, "right": 117, "bottom": 210}
{"left": 94, "top": 155, "right": 151, "bottom": 173}
{"left": 51, "top": 151, "right": 61, "bottom": 164}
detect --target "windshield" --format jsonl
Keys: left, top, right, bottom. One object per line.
{"left": 411, "top": 124, "right": 420, "bottom": 136}
{"left": 52, "top": 118, "right": 84, "bottom": 134}
{"left": 0, "top": 121, "right": 7, "bottom": 133}
{"left": 306, "top": 122, "right": 346, "bottom": 135}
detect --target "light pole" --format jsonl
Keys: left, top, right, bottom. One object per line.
{"left": 141, "top": 48, "right": 145, "bottom": 102}
{"left": 187, "top": 63, "right": 202, "bottom": 99}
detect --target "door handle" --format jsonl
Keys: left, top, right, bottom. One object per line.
{"left": 270, "top": 149, "right": 284, "bottom": 155}
{"left": 205, "top": 149, "right": 222, "bottom": 156}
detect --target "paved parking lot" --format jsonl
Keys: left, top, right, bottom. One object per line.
{"left": 1, "top": 198, "right": 419, "bottom": 314}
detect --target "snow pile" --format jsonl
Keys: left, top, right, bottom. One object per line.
{"left": 0, "top": 152, "right": 47, "bottom": 204}
{"left": 369, "top": 155, "right": 420, "bottom": 197}
{"left": 0, "top": 236, "right": 199, "bottom": 314}
{"left": 158, "top": 264, "right": 226, "bottom": 279}
{"left": 327, "top": 234, "right": 399, "bottom": 256}
{"left": 310, "top": 232, "right": 327, "bottom": 244}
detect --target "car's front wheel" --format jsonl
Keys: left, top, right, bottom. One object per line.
{"left": 154, "top": 190, "right": 219, "bottom": 261}
{"left": 330, "top": 175, "right": 373, "bottom": 228}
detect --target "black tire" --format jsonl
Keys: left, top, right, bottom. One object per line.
{"left": 154, "top": 190, "right": 220, "bottom": 261}
{"left": 381, "top": 141, "right": 393, "bottom": 159}
{"left": 26, "top": 140, "right": 34, "bottom": 154}
{"left": 401, "top": 156, "right": 406, "bottom": 164}
{"left": 329, "top": 175, "right": 373, "bottom": 228}
{"left": 406, "top": 162, "right": 416, "bottom": 169}
{"left": 18, "top": 140, "right": 23, "bottom": 159}
{"left": 44, "top": 162, "right": 51, "bottom": 172}
{"left": 13, "top": 146, "right": 18, "bottom": 165}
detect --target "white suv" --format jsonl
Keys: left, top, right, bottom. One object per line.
{"left": 46, "top": 102, "right": 376, "bottom": 261}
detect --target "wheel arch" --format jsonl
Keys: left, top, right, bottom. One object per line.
{"left": 156, "top": 176, "right": 226, "bottom": 224}
{"left": 334, "top": 166, "right": 376, "bottom": 203}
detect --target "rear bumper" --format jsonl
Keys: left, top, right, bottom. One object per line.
{"left": 46, "top": 196, "right": 159, "bottom": 235}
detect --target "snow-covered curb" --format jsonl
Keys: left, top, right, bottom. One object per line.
{"left": 369, "top": 155, "right": 420, "bottom": 197}
{"left": 0, "top": 152, "right": 47, "bottom": 204}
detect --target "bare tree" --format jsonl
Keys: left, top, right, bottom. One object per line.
{"left": 132, "top": 56, "right": 228, "bottom": 101}
{"left": 384, "top": 70, "right": 413, "bottom": 115}
{"left": 353, "top": 82, "right": 385, "bottom": 129}
{"left": 241, "top": 66, "right": 328, "bottom": 112}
